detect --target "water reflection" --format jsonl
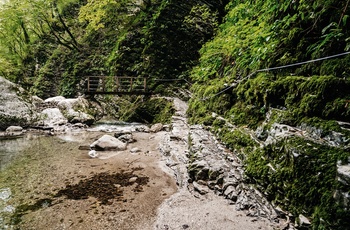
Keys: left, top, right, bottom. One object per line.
{"left": 0, "top": 135, "right": 39, "bottom": 170}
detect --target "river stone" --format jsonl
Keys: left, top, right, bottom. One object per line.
{"left": 57, "top": 97, "right": 94, "bottom": 125}
{"left": 0, "top": 76, "right": 38, "bottom": 130}
{"left": 39, "top": 108, "right": 68, "bottom": 127}
{"left": 150, "top": 123, "right": 163, "bottom": 133}
{"left": 114, "top": 130, "right": 132, "bottom": 138}
{"left": 5, "top": 126, "right": 23, "bottom": 133}
{"left": 117, "top": 134, "right": 136, "bottom": 143}
{"left": 90, "top": 134, "right": 127, "bottom": 151}
{"left": 44, "top": 96, "right": 66, "bottom": 103}
{"left": 88, "top": 150, "right": 98, "bottom": 158}
{"left": 130, "top": 147, "right": 141, "bottom": 153}
{"left": 129, "top": 177, "right": 138, "bottom": 183}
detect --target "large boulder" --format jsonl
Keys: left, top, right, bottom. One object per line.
{"left": 0, "top": 76, "right": 39, "bottom": 130}
{"left": 44, "top": 96, "right": 66, "bottom": 104}
{"left": 90, "top": 134, "right": 127, "bottom": 151}
{"left": 38, "top": 108, "right": 68, "bottom": 127}
{"left": 57, "top": 96, "right": 95, "bottom": 125}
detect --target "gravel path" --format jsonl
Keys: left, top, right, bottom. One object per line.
{"left": 154, "top": 98, "right": 278, "bottom": 230}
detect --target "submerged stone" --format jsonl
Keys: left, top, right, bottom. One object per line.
{"left": 0, "top": 188, "right": 11, "bottom": 201}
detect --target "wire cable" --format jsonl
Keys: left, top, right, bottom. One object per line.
{"left": 199, "top": 51, "right": 350, "bottom": 101}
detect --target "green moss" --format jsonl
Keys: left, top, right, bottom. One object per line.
{"left": 119, "top": 97, "right": 175, "bottom": 124}
{"left": 244, "top": 136, "right": 350, "bottom": 229}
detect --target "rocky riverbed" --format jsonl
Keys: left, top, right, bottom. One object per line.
{"left": 0, "top": 97, "right": 288, "bottom": 230}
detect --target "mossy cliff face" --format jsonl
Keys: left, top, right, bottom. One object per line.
{"left": 188, "top": 62, "right": 350, "bottom": 230}
{"left": 195, "top": 110, "right": 350, "bottom": 229}
{"left": 188, "top": 1, "right": 350, "bottom": 228}
{"left": 189, "top": 74, "right": 350, "bottom": 127}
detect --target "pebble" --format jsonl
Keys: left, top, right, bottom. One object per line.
{"left": 129, "top": 177, "right": 138, "bottom": 183}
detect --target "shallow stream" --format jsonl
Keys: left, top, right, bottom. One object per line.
{"left": 0, "top": 122, "right": 176, "bottom": 229}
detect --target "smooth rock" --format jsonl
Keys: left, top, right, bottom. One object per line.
{"left": 39, "top": 108, "right": 68, "bottom": 126}
{"left": 57, "top": 97, "right": 94, "bottom": 125}
{"left": 5, "top": 126, "right": 23, "bottom": 133}
{"left": 0, "top": 76, "right": 39, "bottom": 130}
{"left": 44, "top": 96, "right": 66, "bottom": 103}
{"left": 90, "top": 134, "right": 127, "bottom": 151}
{"left": 88, "top": 150, "right": 98, "bottom": 158}
{"left": 130, "top": 147, "right": 141, "bottom": 153}
{"left": 129, "top": 177, "right": 138, "bottom": 183}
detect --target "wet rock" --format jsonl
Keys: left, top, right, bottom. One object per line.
{"left": 150, "top": 123, "right": 163, "bottom": 133}
{"left": 0, "top": 188, "right": 11, "bottom": 201}
{"left": 72, "top": 123, "right": 88, "bottom": 128}
{"left": 90, "top": 134, "right": 127, "bottom": 151}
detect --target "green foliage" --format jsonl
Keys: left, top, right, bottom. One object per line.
{"left": 108, "top": 0, "right": 225, "bottom": 84}
{"left": 189, "top": 73, "right": 350, "bottom": 128}
{"left": 118, "top": 97, "right": 174, "bottom": 124}
{"left": 188, "top": 2, "right": 350, "bottom": 229}
{"left": 190, "top": 0, "right": 350, "bottom": 125}
{"left": 244, "top": 137, "right": 350, "bottom": 229}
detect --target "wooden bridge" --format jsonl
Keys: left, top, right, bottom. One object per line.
{"left": 85, "top": 76, "right": 149, "bottom": 95}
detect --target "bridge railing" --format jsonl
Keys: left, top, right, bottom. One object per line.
{"left": 86, "top": 76, "right": 148, "bottom": 94}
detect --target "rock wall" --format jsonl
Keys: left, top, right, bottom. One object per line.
{"left": 0, "top": 77, "right": 39, "bottom": 130}
{"left": 201, "top": 109, "right": 350, "bottom": 229}
{"left": 0, "top": 76, "right": 102, "bottom": 131}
